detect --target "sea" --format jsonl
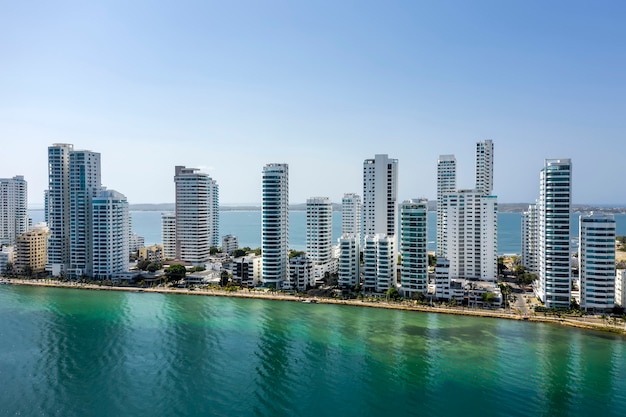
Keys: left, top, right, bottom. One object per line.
{"left": 0, "top": 285, "right": 624, "bottom": 417}
{"left": 28, "top": 210, "right": 626, "bottom": 255}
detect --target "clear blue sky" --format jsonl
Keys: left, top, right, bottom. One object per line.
{"left": 1, "top": 0, "right": 625, "bottom": 206}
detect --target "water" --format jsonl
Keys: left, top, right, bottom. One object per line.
{"left": 0, "top": 285, "right": 624, "bottom": 417}
{"left": 28, "top": 210, "right": 626, "bottom": 255}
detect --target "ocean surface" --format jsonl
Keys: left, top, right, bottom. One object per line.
{"left": 0, "top": 285, "right": 624, "bottom": 417}
{"left": 28, "top": 210, "right": 626, "bottom": 255}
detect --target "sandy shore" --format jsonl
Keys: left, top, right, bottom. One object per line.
{"left": 5, "top": 278, "right": 626, "bottom": 336}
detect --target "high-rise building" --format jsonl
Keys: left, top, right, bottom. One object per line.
{"left": 341, "top": 193, "right": 361, "bottom": 236}
{"left": 399, "top": 199, "right": 429, "bottom": 298}
{"left": 0, "top": 175, "right": 28, "bottom": 246}
{"left": 362, "top": 234, "right": 396, "bottom": 293}
{"left": 47, "top": 143, "right": 73, "bottom": 275}
{"left": 521, "top": 203, "right": 539, "bottom": 274}
{"left": 441, "top": 190, "right": 498, "bottom": 281}
{"left": 437, "top": 155, "right": 456, "bottom": 256}
{"left": 92, "top": 189, "right": 129, "bottom": 279}
{"left": 362, "top": 154, "right": 398, "bottom": 238}
{"left": 162, "top": 212, "right": 176, "bottom": 260}
{"left": 579, "top": 213, "right": 615, "bottom": 312}
{"left": 174, "top": 166, "right": 219, "bottom": 265}
{"left": 69, "top": 150, "right": 102, "bottom": 278}
{"left": 337, "top": 234, "right": 359, "bottom": 288}
{"left": 615, "top": 269, "right": 626, "bottom": 308}
{"left": 261, "top": 163, "right": 289, "bottom": 288}
{"left": 15, "top": 225, "right": 49, "bottom": 275}
{"left": 475, "top": 139, "right": 494, "bottom": 194}
{"left": 536, "top": 158, "right": 572, "bottom": 309}
{"left": 306, "top": 197, "right": 335, "bottom": 284}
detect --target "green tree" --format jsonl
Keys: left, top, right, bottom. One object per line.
{"left": 289, "top": 250, "right": 305, "bottom": 258}
{"left": 209, "top": 246, "right": 219, "bottom": 255}
{"left": 147, "top": 262, "right": 161, "bottom": 273}
{"left": 137, "top": 259, "right": 151, "bottom": 271}
{"left": 166, "top": 264, "right": 187, "bottom": 282}
{"left": 233, "top": 249, "right": 247, "bottom": 258}
{"left": 220, "top": 270, "right": 230, "bottom": 287}
{"left": 386, "top": 286, "right": 400, "bottom": 301}
{"left": 428, "top": 254, "right": 437, "bottom": 267}
{"left": 22, "top": 265, "right": 33, "bottom": 278}
{"left": 482, "top": 292, "right": 497, "bottom": 304}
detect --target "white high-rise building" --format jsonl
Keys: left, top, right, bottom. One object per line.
{"left": 47, "top": 143, "right": 73, "bottom": 275}
{"left": 536, "top": 158, "right": 572, "bottom": 309}
{"left": 441, "top": 190, "right": 498, "bottom": 282}
{"left": 521, "top": 203, "right": 539, "bottom": 274}
{"left": 162, "top": 213, "right": 176, "bottom": 259}
{"left": 261, "top": 163, "right": 289, "bottom": 288}
{"left": 437, "top": 154, "right": 456, "bottom": 256}
{"left": 399, "top": 199, "right": 429, "bottom": 298}
{"left": 174, "top": 166, "right": 219, "bottom": 266}
{"left": 341, "top": 193, "right": 361, "bottom": 236}
{"left": 306, "top": 197, "right": 333, "bottom": 265}
{"left": 69, "top": 150, "right": 102, "bottom": 278}
{"left": 475, "top": 140, "right": 494, "bottom": 194}
{"left": 363, "top": 234, "right": 396, "bottom": 293}
{"left": 362, "top": 154, "right": 398, "bottom": 238}
{"left": 579, "top": 213, "right": 615, "bottom": 312}
{"left": 337, "top": 235, "right": 360, "bottom": 288}
{"left": 615, "top": 269, "right": 626, "bottom": 308}
{"left": 92, "top": 189, "right": 129, "bottom": 279}
{"left": 0, "top": 175, "right": 28, "bottom": 246}
{"left": 222, "top": 234, "right": 238, "bottom": 255}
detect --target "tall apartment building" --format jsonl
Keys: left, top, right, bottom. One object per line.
{"left": 15, "top": 225, "right": 49, "bottom": 275}
{"left": 341, "top": 193, "right": 361, "bottom": 236}
{"left": 261, "top": 163, "right": 289, "bottom": 288}
{"left": 475, "top": 139, "right": 494, "bottom": 194}
{"left": 536, "top": 159, "right": 572, "bottom": 309}
{"left": 441, "top": 190, "right": 498, "bottom": 281}
{"left": 362, "top": 234, "right": 395, "bottom": 293}
{"left": 521, "top": 203, "right": 539, "bottom": 274}
{"left": 47, "top": 143, "right": 73, "bottom": 275}
{"left": 69, "top": 150, "right": 102, "bottom": 278}
{"left": 436, "top": 155, "right": 456, "bottom": 256}
{"left": 362, "top": 154, "right": 398, "bottom": 238}
{"left": 399, "top": 199, "right": 429, "bottom": 298}
{"left": 162, "top": 212, "right": 176, "bottom": 259}
{"left": 306, "top": 197, "right": 336, "bottom": 283}
{"left": 615, "top": 269, "right": 626, "bottom": 308}
{"left": 92, "top": 189, "right": 129, "bottom": 279}
{"left": 337, "top": 235, "right": 360, "bottom": 288}
{"left": 174, "top": 166, "right": 219, "bottom": 265}
{"left": 578, "top": 213, "right": 615, "bottom": 312}
{"left": 0, "top": 175, "right": 28, "bottom": 246}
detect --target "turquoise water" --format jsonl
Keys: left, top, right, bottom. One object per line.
{"left": 1, "top": 285, "right": 625, "bottom": 417}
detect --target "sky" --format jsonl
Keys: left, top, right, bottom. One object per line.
{"left": 1, "top": 0, "right": 625, "bottom": 207}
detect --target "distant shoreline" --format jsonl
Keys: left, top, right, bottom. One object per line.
{"left": 5, "top": 278, "right": 625, "bottom": 337}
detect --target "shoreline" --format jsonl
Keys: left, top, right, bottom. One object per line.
{"left": 4, "top": 278, "right": 625, "bottom": 336}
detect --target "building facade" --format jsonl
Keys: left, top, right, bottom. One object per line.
{"left": 261, "top": 163, "right": 289, "bottom": 288}
{"left": 536, "top": 159, "right": 572, "bottom": 309}
{"left": 46, "top": 143, "right": 73, "bottom": 275}
{"left": 578, "top": 213, "right": 615, "bottom": 312}
{"left": 162, "top": 212, "right": 176, "bottom": 260}
{"left": 0, "top": 175, "right": 28, "bottom": 246}
{"left": 222, "top": 234, "right": 239, "bottom": 255}
{"left": 521, "top": 203, "right": 539, "bottom": 274}
{"left": 436, "top": 154, "right": 456, "bottom": 257}
{"left": 399, "top": 199, "right": 429, "bottom": 298}
{"left": 475, "top": 139, "right": 494, "bottom": 194}
{"left": 362, "top": 234, "right": 396, "bottom": 293}
{"left": 337, "top": 234, "right": 359, "bottom": 288}
{"left": 341, "top": 193, "right": 361, "bottom": 236}
{"left": 91, "top": 189, "right": 129, "bottom": 279}
{"left": 362, "top": 154, "right": 398, "bottom": 238}
{"left": 15, "top": 225, "right": 49, "bottom": 275}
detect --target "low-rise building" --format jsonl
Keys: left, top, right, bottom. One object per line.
{"left": 288, "top": 255, "right": 313, "bottom": 291}
{"left": 222, "top": 235, "right": 238, "bottom": 255}
{"left": 138, "top": 245, "right": 165, "bottom": 264}
{"left": 0, "top": 246, "right": 15, "bottom": 274}
{"left": 231, "top": 255, "right": 261, "bottom": 287}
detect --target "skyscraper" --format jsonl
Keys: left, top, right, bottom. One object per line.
{"left": 341, "top": 193, "right": 361, "bottom": 236}
{"left": 306, "top": 197, "right": 334, "bottom": 283}
{"left": 261, "top": 163, "right": 289, "bottom": 288}
{"left": 436, "top": 154, "right": 456, "bottom": 256}
{"left": 0, "top": 175, "right": 28, "bottom": 246}
{"left": 362, "top": 154, "right": 398, "bottom": 238}
{"left": 536, "top": 158, "right": 572, "bottom": 309}
{"left": 174, "top": 166, "right": 219, "bottom": 265}
{"left": 579, "top": 212, "right": 615, "bottom": 312}
{"left": 338, "top": 193, "right": 361, "bottom": 289}
{"left": 47, "top": 143, "right": 73, "bottom": 275}
{"left": 92, "top": 189, "right": 129, "bottom": 279}
{"left": 475, "top": 139, "right": 494, "bottom": 194}
{"left": 162, "top": 212, "right": 176, "bottom": 260}
{"left": 521, "top": 202, "right": 539, "bottom": 274}
{"left": 399, "top": 199, "right": 429, "bottom": 298}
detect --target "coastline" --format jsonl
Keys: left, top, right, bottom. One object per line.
{"left": 5, "top": 278, "right": 625, "bottom": 336}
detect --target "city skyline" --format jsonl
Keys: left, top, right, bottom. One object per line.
{"left": 2, "top": 2, "right": 625, "bottom": 206}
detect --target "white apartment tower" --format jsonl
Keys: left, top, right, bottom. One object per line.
{"left": 47, "top": 143, "right": 73, "bottom": 275}
{"left": 521, "top": 203, "right": 539, "bottom": 274}
{"left": 399, "top": 199, "right": 429, "bottom": 298}
{"left": 578, "top": 213, "right": 615, "bottom": 312}
{"left": 341, "top": 193, "right": 361, "bottom": 236}
{"left": 306, "top": 197, "right": 333, "bottom": 265}
{"left": 362, "top": 154, "right": 398, "bottom": 238}
{"left": 615, "top": 269, "right": 626, "bottom": 308}
{"left": 69, "top": 150, "right": 102, "bottom": 278}
{"left": 441, "top": 190, "right": 498, "bottom": 281}
{"left": 0, "top": 175, "right": 28, "bottom": 245}
{"left": 536, "top": 159, "right": 572, "bottom": 309}
{"left": 162, "top": 213, "right": 176, "bottom": 259}
{"left": 261, "top": 163, "right": 289, "bottom": 288}
{"left": 437, "top": 155, "right": 456, "bottom": 256}
{"left": 92, "top": 189, "right": 129, "bottom": 279}
{"left": 174, "top": 166, "right": 219, "bottom": 266}
{"left": 475, "top": 139, "right": 494, "bottom": 194}
{"left": 337, "top": 235, "right": 360, "bottom": 288}
{"left": 363, "top": 234, "right": 396, "bottom": 293}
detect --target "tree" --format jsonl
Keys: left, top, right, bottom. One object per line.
{"left": 166, "top": 264, "right": 187, "bottom": 282}
{"left": 482, "top": 291, "right": 497, "bottom": 304}
{"left": 386, "top": 286, "right": 400, "bottom": 301}
{"left": 22, "top": 265, "right": 33, "bottom": 278}
{"left": 209, "top": 246, "right": 219, "bottom": 255}
{"left": 137, "top": 260, "right": 151, "bottom": 271}
{"left": 220, "top": 270, "right": 230, "bottom": 287}
{"left": 428, "top": 254, "right": 437, "bottom": 267}
{"left": 233, "top": 249, "right": 247, "bottom": 258}
{"left": 289, "top": 250, "right": 305, "bottom": 259}
{"left": 147, "top": 262, "right": 161, "bottom": 273}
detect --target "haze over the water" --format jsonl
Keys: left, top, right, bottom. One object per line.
{"left": 2, "top": 1, "right": 625, "bottom": 206}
